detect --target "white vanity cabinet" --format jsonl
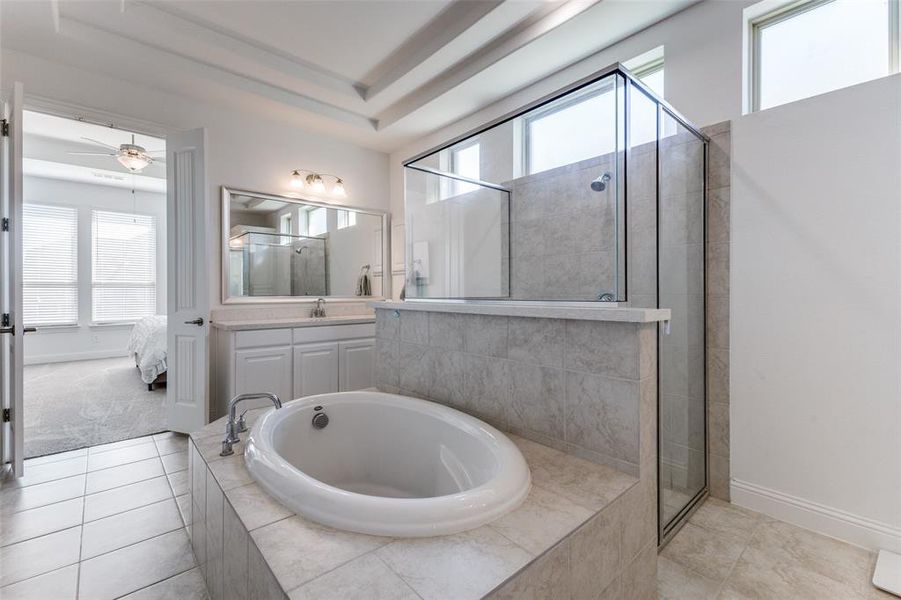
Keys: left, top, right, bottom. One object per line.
{"left": 210, "top": 320, "right": 375, "bottom": 418}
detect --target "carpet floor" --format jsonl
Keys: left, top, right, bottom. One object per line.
{"left": 23, "top": 356, "right": 167, "bottom": 458}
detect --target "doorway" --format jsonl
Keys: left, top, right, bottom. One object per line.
{"left": 21, "top": 111, "right": 168, "bottom": 457}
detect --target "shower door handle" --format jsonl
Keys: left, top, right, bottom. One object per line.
{"left": 184, "top": 318, "right": 204, "bottom": 327}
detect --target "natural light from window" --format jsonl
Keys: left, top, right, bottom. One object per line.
{"left": 306, "top": 207, "right": 327, "bottom": 237}
{"left": 92, "top": 210, "right": 157, "bottom": 324}
{"left": 23, "top": 204, "right": 78, "bottom": 327}
{"left": 756, "top": 0, "right": 893, "bottom": 110}
{"left": 452, "top": 142, "right": 480, "bottom": 194}
{"left": 526, "top": 85, "right": 616, "bottom": 174}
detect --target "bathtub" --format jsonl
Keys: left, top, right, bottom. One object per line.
{"left": 243, "top": 391, "right": 531, "bottom": 537}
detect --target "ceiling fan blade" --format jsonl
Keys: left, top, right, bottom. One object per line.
{"left": 68, "top": 151, "right": 117, "bottom": 156}
{"left": 147, "top": 150, "right": 166, "bottom": 155}
{"left": 80, "top": 137, "right": 121, "bottom": 150}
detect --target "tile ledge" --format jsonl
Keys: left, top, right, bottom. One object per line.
{"left": 369, "top": 301, "right": 670, "bottom": 323}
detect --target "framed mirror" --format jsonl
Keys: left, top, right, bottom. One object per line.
{"left": 221, "top": 187, "right": 390, "bottom": 303}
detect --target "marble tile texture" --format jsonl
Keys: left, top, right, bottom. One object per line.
{"left": 0, "top": 432, "right": 205, "bottom": 600}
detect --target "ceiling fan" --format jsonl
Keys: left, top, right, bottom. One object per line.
{"left": 69, "top": 134, "right": 165, "bottom": 173}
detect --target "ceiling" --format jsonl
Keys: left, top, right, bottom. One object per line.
{"left": 1, "top": 0, "right": 697, "bottom": 152}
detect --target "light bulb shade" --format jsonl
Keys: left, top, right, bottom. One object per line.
{"left": 290, "top": 170, "right": 304, "bottom": 189}
{"left": 117, "top": 151, "right": 150, "bottom": 172}
{"left": 332, "top": 179, "right": 347, "bottom": 197}
{"left": 307, "top": 173, "right": 326, "bottom": 193}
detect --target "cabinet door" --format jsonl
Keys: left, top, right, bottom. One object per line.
{"left": 338, "top": 338, "right": 375, "bottom": 392}
{"left": 234, "top": 345, "right": 293, "bottom": 409}
{"left": 294, "top": 342, "right": 339, "bottom": 399}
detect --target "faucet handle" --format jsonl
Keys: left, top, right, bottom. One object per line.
{"left": 236, "top": 409, "right": 248, "bottom": 433}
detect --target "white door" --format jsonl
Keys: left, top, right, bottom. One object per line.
{"left": 294, "top": 342, "right": 338, "bottom": 398}
{"left": 1, "top": 83, "right": 24, "bottom": 476}
{"left": 166, "top": 128, "right": 209, "bottom": 433}
{"left": 235, "top": 346, "right": 293, "bottom": 409}
{"left": 338, "top": 339, "right": 375, "bottom": 392}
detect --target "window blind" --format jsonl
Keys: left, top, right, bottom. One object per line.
{"left": 23, "top": 204, "right": 78, "bottom": 326}
{"left": 92, "top": 210, "right": 157, "bottom": 323}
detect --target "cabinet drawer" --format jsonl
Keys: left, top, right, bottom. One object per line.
{"left": 293, "top": 323, "right": 375, "bottom": 344}
{"left": 235, "top": 328, "right": 292, "bottom": 349}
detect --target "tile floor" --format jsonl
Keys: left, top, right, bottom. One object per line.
{"left": 0, "top": 432, "right": 206, "bottom": 600}
{"left": 3, "top": 431, "right": 892, "bottom": 600}
{"left": 659, "top": 497, "right": 892, "bottom": 600}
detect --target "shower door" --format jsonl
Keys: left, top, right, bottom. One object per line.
{"left": 657, "top": 110, "right": 707, "bottom": 539}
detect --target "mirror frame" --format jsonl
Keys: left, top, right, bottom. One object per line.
{"left": 221, "top": 186, "right": 391, "bottom": 304}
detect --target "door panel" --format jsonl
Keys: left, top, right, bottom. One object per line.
{"left": 294, "top": 342, "right": 338, "bottom": 399}
{"left": 1, "top": 83, "right": 24, "bottom": 476}
{"left": 166, "top": 128, "right": 209, "bottom": 433}
{"left": 235, "top": 346, "right": 292, "bottom": 409}
{"left": 338, "top": 339, "right": 375, "bottom": 392}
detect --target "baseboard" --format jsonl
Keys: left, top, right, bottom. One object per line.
{"left": 732, "top": 478, "right": 901, "bottom": 553}
{"left": 24, "top": 349, "right": 130, "bottom": 366}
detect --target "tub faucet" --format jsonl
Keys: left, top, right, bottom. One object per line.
{"left": 311, "top": 298, "right": 326, "bottom": 318}
{"left": 220, "top": 392, "right": 282, "bottom": 456}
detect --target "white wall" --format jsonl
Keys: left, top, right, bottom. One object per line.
{"left": 2, "top": 49, "right": 391, "bottom": 316}
{"left": 731, "top": 74, "right": 901, "bottom": 551}
{"left": 23, "top": 176, "right": 167, "bottom": 364}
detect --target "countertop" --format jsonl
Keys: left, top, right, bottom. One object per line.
{"left": 369, "top": 300, "right": 670, "bottom": 323}
{"left": 210, "top": 314, "right": 375, "bottom": 331}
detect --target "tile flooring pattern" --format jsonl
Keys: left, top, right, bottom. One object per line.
{"left": 658, "top": 498, "right": 892, "bottom": 600}
{"left": 0, "top": 432, "right": 207, "bottom": 600}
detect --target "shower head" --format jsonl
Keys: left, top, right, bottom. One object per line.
{"left": 591, "top": 172, "right": 612, "bottom": 192}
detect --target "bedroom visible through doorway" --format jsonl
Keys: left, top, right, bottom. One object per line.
{"left": 22, "top": 111, "right": 168, "bottom": 458}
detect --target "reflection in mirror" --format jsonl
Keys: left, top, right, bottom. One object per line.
{"left": 223, "top": 188, "right": 388, "bottom": 301}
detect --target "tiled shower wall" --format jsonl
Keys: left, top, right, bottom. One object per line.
{"left": 703, "top": 121, "right": 731, "bottom": 501}
{"left": 374, "top": 309, "right": 656, "bottom": 478}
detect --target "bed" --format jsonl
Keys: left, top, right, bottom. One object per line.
{"left": 127, "top": 315, "right": 168, "bottom": 391}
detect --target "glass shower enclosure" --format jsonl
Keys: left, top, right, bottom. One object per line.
{"left": 403, "top": 63, "right": 708, "bottom": 542}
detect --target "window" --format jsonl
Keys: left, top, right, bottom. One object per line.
{"left": 23, "top": 204, "right": 78, "bottom": 326}
{"left": 278, "top": 212, "right": 292, "bottom": 244}
{"left": 336, "top": 210, "right": 357, "bottom": 229}
{"left": 92, "top": 210, "right": 157, "bottom": 323}
{"left": 451, "top": 142, "right": 480, "bottom": 194}
{"left": 305, "top": 207, "right": 327, "bottom": 237}
{"left": 749, "top": 0, "right": 900, "bottom": 111}
{"left": 524, "top": 81, "right": 617, "bottom": 175}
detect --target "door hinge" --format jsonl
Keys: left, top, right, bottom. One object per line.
{"left": 1, "top": 218, "right": 8, "bottom": 232}
{"left": 1, "top": 314, "right": 8, "bottom": 327}
{"left": 1, "top": 120, "right": 8, "bottom": 137}
{"left": 2, "top": 409, "right": 10, "bottom": 423}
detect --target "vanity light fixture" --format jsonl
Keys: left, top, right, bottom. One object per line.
{"left": 288, "top": 169, "right": 348, "bottom": 197}
{"left": 306, "top": 173, "right": 326, "bottom": 193}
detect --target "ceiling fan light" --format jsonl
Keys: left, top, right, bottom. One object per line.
{"left": 331, "top": 178, "right": 347, "bottom": 197}
{"left": 117, "top": 153, "right": 150, "bottom": 172}
{"left": 290, "top": 170, "right": 304, "bottom": 189}
{"left": 306, "top": 173, "right": 325, "bottom": 193}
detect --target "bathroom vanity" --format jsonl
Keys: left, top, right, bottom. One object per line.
{"left": 209, "top": 315, "right": 376, "bottom": 418}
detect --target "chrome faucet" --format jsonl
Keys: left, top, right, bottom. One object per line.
{"left": 220, "top": 392, "right": 282, "bottom": 456}
{"left": 311, "top": 297, "right": 326, "bottom": 318}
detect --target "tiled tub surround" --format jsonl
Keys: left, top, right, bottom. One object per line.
{"left": 370, "top": 303, "right": 661, "bottom": 478}
{"left": 187, "top": 409, "right": 657, "bottom": 600}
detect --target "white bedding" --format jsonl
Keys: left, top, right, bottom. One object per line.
{"left": 127, "top": 315, "right": 167, "bottom": 384}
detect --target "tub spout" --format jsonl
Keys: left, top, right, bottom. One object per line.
{"left": 221, "top": 392, "right": 282, "bottom": 456}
